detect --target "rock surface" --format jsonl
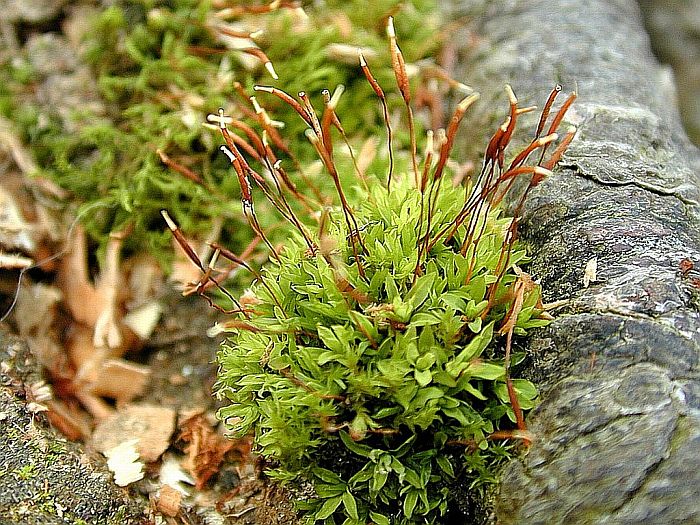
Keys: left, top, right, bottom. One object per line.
{"left": 446, "top": 0, "right": 700, "bottom": 522}
{"left": 0, "top": 0, "right": 69, "bottom": 24}
{"left": 638, "top": 0, "right": 700, "bottom": 145}
{"left": 0, "top": 331, "right": 146, "bottom": 524}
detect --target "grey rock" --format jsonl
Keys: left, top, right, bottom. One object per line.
{"left": 638, "top": 0, "right": 700, "bottom": 145}
{"left": 0, "top": 331, "right": 146, "bottom": 524}
{"left": 22, "top": 33, "right": 105, "bottom": 133}
{"left": 445, "top": 0, "right": 700, "bottom": 522}
{"left": 24, "top": 33, "right": 79, "bottom": 76}
{"left": 0, "top": 0, "right": 69, "bottom": 24}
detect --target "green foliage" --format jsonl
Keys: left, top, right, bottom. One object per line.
{"left": 0, "top": 0, "right": 438, "bottom": 262}
{"left": 215, "top": 174, "right": 545, "bottom": 524}
{"left": 13, "top": 463, "right": 38, "bottom": 480}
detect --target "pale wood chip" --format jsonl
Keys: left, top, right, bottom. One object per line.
{"left": 0, "top": 183, "right": 35, "bottom": 253}
{"left": 583, "top": 256, "right": 598, "bottom": 288}
{"left": 86, "top": 359, "right": 151, "bottom": 403}
{"left": 15, "top": 283, "right": 62, "bottom": 336}
{"left": 123, "top": 300, "right": 162, "bottom": 341}
{"left": 92, "top": 404, "right": 176, "bottom": 463}
{"left": 104, "top": 439, "right": 144, "bottom": 487}
{"left": 159, "top": 454, "right": 195, "bottom": 495}
{"left": 156, "top": 484, "right": 182, "bottom": 517}
{"left": 0, "top": 252, "right": 32, "bottom": 269}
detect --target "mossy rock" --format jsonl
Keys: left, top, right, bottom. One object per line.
{"left": 0, "top": 332, "right": 146, "bottom": 525}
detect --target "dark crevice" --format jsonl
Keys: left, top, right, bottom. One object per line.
{"left": 563, "top": 162, "right": 700, "bottom": 206}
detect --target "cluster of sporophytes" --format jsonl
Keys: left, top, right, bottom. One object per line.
{"left": 189, "top": 16, "right": 577, "bottom": 524}
{"left": 0, "top": 0, "right": 438, "bottom": 263}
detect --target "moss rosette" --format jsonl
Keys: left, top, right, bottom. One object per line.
{"left": 216, "top": 175, "right": 545, "bottom": 524}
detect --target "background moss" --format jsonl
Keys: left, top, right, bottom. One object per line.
{"left": 0, "top": 0, "right": 439, "bottom": 266}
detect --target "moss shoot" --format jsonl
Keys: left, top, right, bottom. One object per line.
{"left": 211, "top": 19, "right": 576, "bottom": 523}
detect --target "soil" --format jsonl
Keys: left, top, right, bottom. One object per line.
{"left": 0, "top": 332, "right": 145, "bottom": 524}
{"left": 1, "top": 285, "right": 302, "bottom": 524}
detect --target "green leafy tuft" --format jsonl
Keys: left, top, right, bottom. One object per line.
{"left": 216, "top": 173, "right": 545, "bottom": 523}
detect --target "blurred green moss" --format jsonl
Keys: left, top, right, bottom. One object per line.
{"left": 0, "top": 0, "right": 439, "bottom": 267}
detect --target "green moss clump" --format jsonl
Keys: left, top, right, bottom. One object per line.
{"left": 215, "top": 169, "right": 548, "bottom": 523}
{"left": 209, "top": 21, "right": 578, "bottom": 514}
{"left": 0, "top": 0, "right": 438, "bottom": 264}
